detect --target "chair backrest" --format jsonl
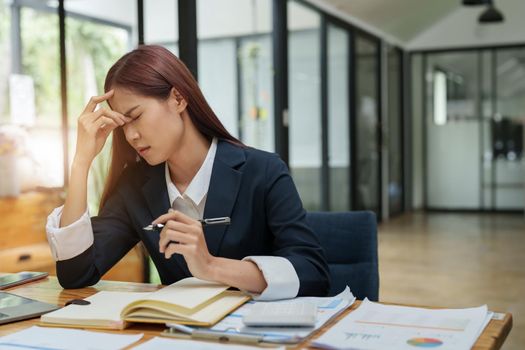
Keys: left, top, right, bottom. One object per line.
{"left": 305, "top": 211, "right": 379, "bottom": 301}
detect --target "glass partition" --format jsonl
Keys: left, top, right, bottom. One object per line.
{"left": 198, "top": 38, "right": 238, "bottom": 138}
{"left": 0, "top": 3, "right": 62, "bottom": 196}
{"left": 65, "top": 0, "right": 137, "bottom": 213}
{"left": 387, "top": 46, "right": 403, "bottom": 216}
{"left": 426, "top": 52, "right": 480, "bottom": 209}
{"left": 0, "top": 5, "right": 7, "bottom": 126}
{"left": 355, "top": 35, "right": 380, "bottom": 215}
{"left": 288, "top": 1, "right": 322, "bottom": 211}
{"left": 327, "top": 24, "right": 350, "bottom": 211}
{"left": 423, "top": 47, "right": 525, "bottom": 211}
{"left": 197, "top": 0, "right": 273, "bottom": 150}
{"left": 238, "top": 35, "right": 274, "bottom": 150}
{"left": 492, "top": 48, "right": 525, "bottom": 209}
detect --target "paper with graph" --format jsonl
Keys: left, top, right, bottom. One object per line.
{"left": 312, "top": 298, "right": 491, "bottom": 350}
{"left": 203, "top": 287, "right": 355, "bottom": 343}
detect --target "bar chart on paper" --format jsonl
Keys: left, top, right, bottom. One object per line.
{"left": 312, "top": 299, "right": 491, "bottom": 350}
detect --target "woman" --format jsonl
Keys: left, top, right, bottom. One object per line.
{"left": 46, "top": 45, "right": 330, "bottom": 300}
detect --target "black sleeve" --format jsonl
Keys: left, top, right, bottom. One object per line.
{"left": 56, "top": 181, "right": 139, "bottom": 289}
{"left": 264, "top": 154, "right": 331, "bottom": 296}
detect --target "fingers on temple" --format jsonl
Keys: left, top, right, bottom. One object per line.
{"left": 93, "top": 116, "right": 118, "bottom": 131}
{"left": 83, "top": 90, "right": 114, "bottom": 114}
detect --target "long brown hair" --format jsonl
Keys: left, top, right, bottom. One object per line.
{"left": 99, "top": 45, "right": 241, "bottom": 209}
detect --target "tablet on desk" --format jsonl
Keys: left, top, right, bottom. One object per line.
{"left": 0, "top": 292, "right": 59, "bottom": 325}
{"left": 0, "top": 271, "right": 48, "bottom": 290}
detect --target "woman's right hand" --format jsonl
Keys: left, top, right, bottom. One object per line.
{"left": 73, "top": 90, "right": 130, "bottom": 166}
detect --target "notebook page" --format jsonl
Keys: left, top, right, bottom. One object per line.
{"left": 41, "top": 291, "right": 149, "bottom": 327}
{"left": 143, "top": 278, "right": 229, "bottom": 309}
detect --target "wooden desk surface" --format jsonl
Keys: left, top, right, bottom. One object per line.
{"left": 0, "top": 277, "right": 513, "bottom": 349}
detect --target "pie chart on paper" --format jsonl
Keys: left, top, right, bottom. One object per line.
{"left": 406, "top": 338, "right": 444, "bottom": 348}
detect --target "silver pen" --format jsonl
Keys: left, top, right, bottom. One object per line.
{"left": 143, "top": 216, "right": 231, "bottom": 231}
{"left": 164, "top": 323, "right": 298, "bottom": 344}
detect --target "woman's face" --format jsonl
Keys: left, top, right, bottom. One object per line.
{"left": 109, "top": 87, "right": 187, "bottom": 165}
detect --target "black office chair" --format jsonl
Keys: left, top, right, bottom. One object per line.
{"left": 306, "top": 211, "right": 379, "bottom": 301}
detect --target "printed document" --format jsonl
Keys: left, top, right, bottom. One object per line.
{"left": 134, "top": 337, "right": 285, "bottom": 350}
{"left": 202, "top": 286, "right": 355, "bottom": 343}
{"left": 0, "top": 326, "right": 142, "bottom": 350}
{"left": 312, "top": 299, "right": 491, "bottom": 350}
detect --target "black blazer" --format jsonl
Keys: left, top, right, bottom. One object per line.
{"left": 56, "top": 140, "right": 331, "bottom": 296}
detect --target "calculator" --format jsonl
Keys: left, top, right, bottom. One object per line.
{"left": 242, "top": 301, "right": 317, "bottom": 327}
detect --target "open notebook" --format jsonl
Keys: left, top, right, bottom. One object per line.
{"left": 40, "top": 277, "right": 250, "bottom": 330}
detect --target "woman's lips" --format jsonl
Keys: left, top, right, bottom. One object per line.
{"left": 138, "top": 146, "right": 150, "bottom": 155}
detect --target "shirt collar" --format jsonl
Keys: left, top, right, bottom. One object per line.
{"left": 165, "top": 137, "right": 218, "bottom": 206}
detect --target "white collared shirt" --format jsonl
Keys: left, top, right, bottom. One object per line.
{"left": 46, "top": 138, "right": 299, "bottom": 300}
{"left": 164, "top": 138, "right": 217, "bottom": 219}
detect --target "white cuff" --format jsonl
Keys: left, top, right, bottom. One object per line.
{"left": 46, "top": 205, "right": 94, "bottom": 261}
{"left": 242, "top": 256, "right": 300, "bottom": 301}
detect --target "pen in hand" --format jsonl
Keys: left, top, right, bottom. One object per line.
{"left": 143, "top": 217, "right": 231, "bottom": 231}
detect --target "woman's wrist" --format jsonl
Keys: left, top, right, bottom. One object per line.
{"left": 207, "top": 256, "right": 222, "bottom": 282}
{"left": 204, "top": 257, "right": 266, "bottom": 293}
{"left": 71, "top": 155, "right": 93, "bottom": 172}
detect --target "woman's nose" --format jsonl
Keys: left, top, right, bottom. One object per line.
{"left": 123, "top": 123, "right": 140, "bottom": 141}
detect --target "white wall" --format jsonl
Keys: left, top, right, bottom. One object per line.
{"left": 144, "top": 0, "right": 177, "bottom": 43}
{"left": 198, "top": 0, "right": 272, "bottom": 39}
{"left": 305, "top": 0, "right": 404, "bottom": 47}
{"left": 288, "top": 1, "right": 320, "bottom": 31}
{"left": 65, "top": 0, "right": 136, "bottom": 28}
{"left": 65, "top": 0, "right": 274, "bottom": 43}
{"left": 408, "top": 0, "right": 525, "bottom": 50}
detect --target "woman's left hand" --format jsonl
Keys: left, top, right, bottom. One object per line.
{"left": 152, "top": 210, "right": 216, "bottom": 281}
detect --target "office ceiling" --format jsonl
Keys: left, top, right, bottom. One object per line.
{"left": 318, "top": 0, "right": 460, "bottom": 42}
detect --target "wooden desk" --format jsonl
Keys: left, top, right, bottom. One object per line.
{"left": 0, "top": 277, "right": 513, "bottom": 349}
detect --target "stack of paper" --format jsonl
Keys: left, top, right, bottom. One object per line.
{"left": 134, "top": 337, "right": 285, "bottom": 350}
{"left": 0, "top": 326, "right": 142, "bottom": 350}
{"left": 312, "top": 299, "right": 492, "bottom": 350}
{"left": 189, "top": 287, "right": 356, "bottom": 344}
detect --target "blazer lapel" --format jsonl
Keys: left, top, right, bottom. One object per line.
{"left": 204, "top": 141, "right": 245, "bottom": 256}
{"left": 141, "top": 162, "right": 190, "bottom": 277}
